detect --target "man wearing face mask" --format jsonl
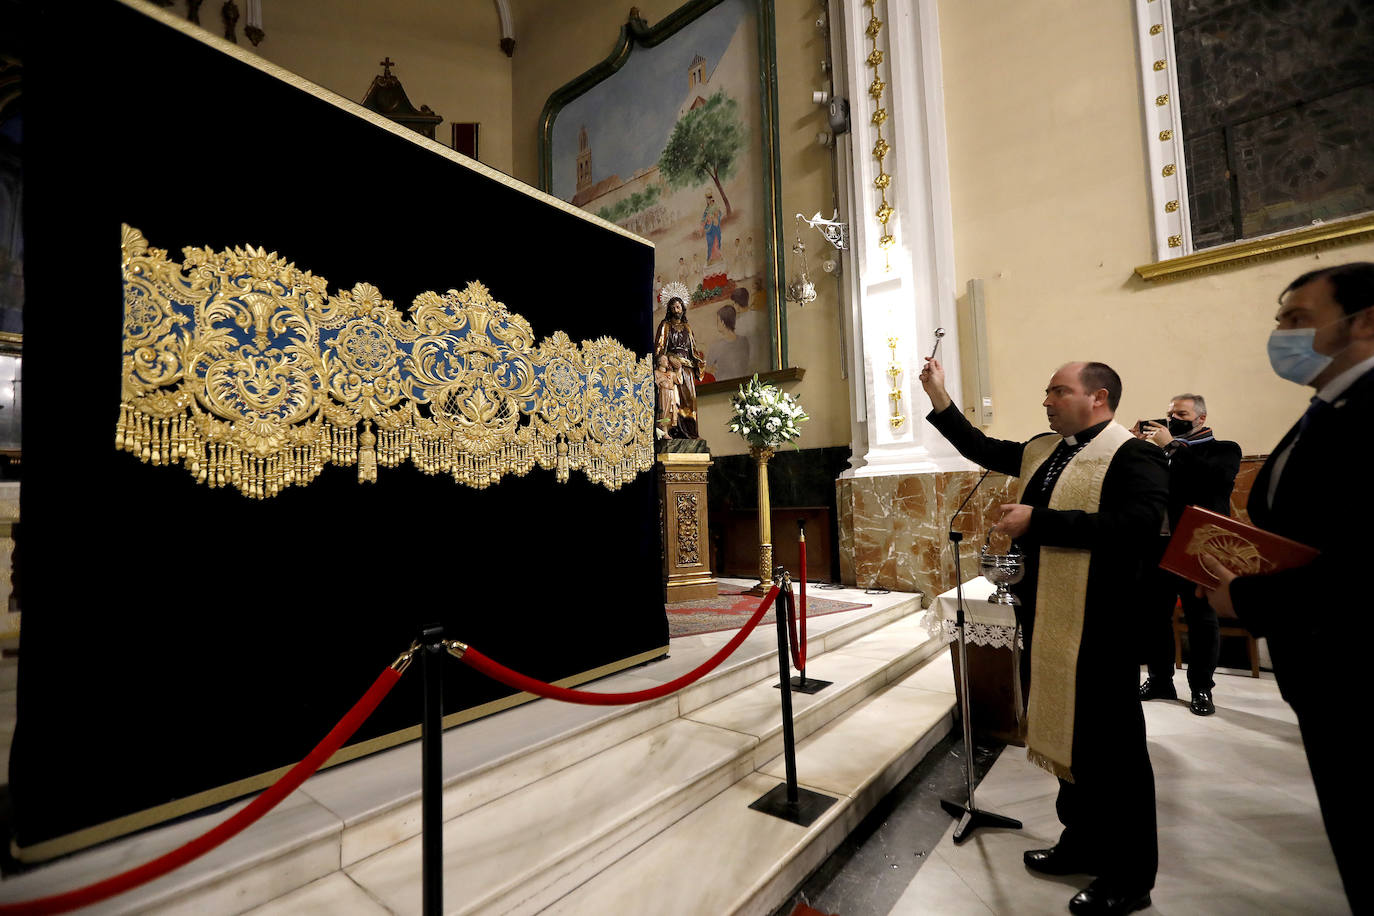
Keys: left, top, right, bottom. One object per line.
{"left": 1131, "top": 396, "right": 1241, "bottom": 715}
{"left": 1197, "top": 261, "right": 1374, "bottom": 914}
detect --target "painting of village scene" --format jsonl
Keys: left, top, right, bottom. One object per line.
{"left": 550, "top": 0, "right": 774, "bottom": 384}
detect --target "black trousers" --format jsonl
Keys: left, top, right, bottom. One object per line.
{"left": 1054, "top": 659, "right": 1159, "bottom": 890}
{"left": 1144, "top": 557, "right": 1218, "bottom": 693}
{"left": 1278, "top": 642, "right": 1372, "bottom": 916}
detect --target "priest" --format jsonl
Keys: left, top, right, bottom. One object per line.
{"left": 920, "top": 358, "right": 1168, "bottom": 916}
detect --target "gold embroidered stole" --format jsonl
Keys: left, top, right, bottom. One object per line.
{"left": 1016, "top": 423, "right": 1132, "bottom": 781}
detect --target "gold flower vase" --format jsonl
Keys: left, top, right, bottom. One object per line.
{"left": 746, "top": 444, "right": 776, "bottom": 596}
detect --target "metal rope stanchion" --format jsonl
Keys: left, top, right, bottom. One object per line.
{"left": 750, "top": 567, "right": 838, "bottom": 826}
{"left": 938, "top": 472, "right": 1022, "bottom": 843}
{"left": 787, "top": 520, "right": 831, "bottom": 695}
{"left": 420, "top": 623, "right": 446, "bottom": 916}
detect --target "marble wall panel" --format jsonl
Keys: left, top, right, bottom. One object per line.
{"left": 838, "top": 456, "right": 1270, "bottom": 607}
{"left": 836, "top": 479, "right": 855, "bottom": 585}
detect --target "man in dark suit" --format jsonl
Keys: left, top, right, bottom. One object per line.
{"left": 921, "top": 359, "right": 1167, "bottom": 916}
{"left": 1133, "top": 395, "right": 1241, "bottom": 715}
{"left": 1200, "top": 262, "right": 1373, "bottom": 915}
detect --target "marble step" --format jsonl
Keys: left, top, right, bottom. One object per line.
{"left": 0, "top": 587, "right": 925, "bottom": 915}
{"left": 545, "top": 660, "right": 958, "bottom": 916}
{"left": 260, "top": 614, "right": 953, "bottom": 916}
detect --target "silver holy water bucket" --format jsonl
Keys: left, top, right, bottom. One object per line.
{"left": 979, "top": 532, "right": 1025, "bottom": 606}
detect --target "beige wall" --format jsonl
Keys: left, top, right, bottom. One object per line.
{"left": 242, "top": 1, "right": 515, "bottom": 175}
{"left": 936, "top": 0, "right": 1374, "bottom": 457}
{"left": 512, "top": 0, "right": 852, "bottom": 457}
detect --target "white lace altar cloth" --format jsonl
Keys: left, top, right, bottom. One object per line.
{"left": 923, "top": 576, "right": 1023, "bottom": 650}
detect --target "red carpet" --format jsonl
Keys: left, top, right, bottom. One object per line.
{"left": 666, "top": 585, "right": 870, "bottom": 638}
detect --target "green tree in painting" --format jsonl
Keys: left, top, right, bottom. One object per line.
{"left": 658, "top": 90, "right": 747, "bottom": 218}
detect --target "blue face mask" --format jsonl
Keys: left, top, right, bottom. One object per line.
{"left": 1266, "top": 329, "right": 1332, "bottom": 385}
{"left": 1267, "top": 307, "right": 1369, "bottom": 385}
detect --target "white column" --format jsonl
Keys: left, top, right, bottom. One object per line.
{"left": 832, "top": 0, "right": 971, "bottom": 477}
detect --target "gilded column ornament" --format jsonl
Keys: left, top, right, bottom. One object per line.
{"left": 749, "top": 444, "right": 776, "bottom": 595}
{"left": 863, "top": 0, "right": 896, "bottom": 269}
{"left": 886, "top": 335, "right": 904, "bottom": 430}
{"left": 118, "top": 225, "right": 655, "bottom": 497}
{"left": 675, "top": 491, "right": 700, "bottom": 566}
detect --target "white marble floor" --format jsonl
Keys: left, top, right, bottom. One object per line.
{"left": 887, "top": 671, "right": 1350, "bottom": 915}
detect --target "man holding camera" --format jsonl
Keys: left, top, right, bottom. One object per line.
{"left": 1131, "top": 397, "right": 1241, "bottom": 715}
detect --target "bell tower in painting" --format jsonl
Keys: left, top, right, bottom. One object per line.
{"left": 576, "top": 125, "right": 592, "bottom": 194}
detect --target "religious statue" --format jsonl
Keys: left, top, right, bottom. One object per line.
{"left": 653, "top": 283, "right": 703, "bottom": 440}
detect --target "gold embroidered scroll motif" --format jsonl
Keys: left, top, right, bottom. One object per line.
{"left": 118, "top": 225, "right": 655, "bottom": 497}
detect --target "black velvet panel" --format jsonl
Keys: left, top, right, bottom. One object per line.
{"left": 12, "top": 2, "right": 664, "bottom": 853}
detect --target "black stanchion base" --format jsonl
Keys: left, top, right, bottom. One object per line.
{"left": 749, "top": 783, "right": 838, "bottom": 827}
{"left": 939, "top": 798, "right": 1023, "bottom": 844}
{"left": 778, "top": 676, "right": 833, "bottom": 694}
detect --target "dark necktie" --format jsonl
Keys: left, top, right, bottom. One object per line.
{"left": 1039, "top": 440, "right": 1086, "bottom": 495}
{"left": 1298, "top": 397, "right": 1329, "bottom": 434}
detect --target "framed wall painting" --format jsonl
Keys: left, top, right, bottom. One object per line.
{"left": 539, "top": 0, "right": 790, "bottom": 389}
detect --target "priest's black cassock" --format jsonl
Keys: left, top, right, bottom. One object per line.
{"left": 927, "top": 405, "right": 1167, "bottom": 892}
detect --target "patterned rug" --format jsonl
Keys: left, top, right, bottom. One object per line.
{"left": 666, "top": 585, "right": 871, "bottom": 638}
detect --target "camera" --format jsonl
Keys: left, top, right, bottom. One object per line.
{"left": 1138, "top": 418, "right": 1167, "bottom": 431}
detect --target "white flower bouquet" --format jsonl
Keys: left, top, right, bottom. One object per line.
{"left": 728, "top": 375, "right": 809, "bottom": 449}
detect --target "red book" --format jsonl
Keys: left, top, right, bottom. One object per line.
{"left": 1160, "top": 505, "right": 1319, "bottom": 587}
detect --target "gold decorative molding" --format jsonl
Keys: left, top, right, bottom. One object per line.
{"left": 1136, "top": 214, "right": 1374, "bottom": 281}
{"left": 1159, "top": 129, "right": 1173, "bottom": 141}
{"left": 1155, "top": 93, "right": 1169, "bottom": 106}
{"left": 119, "top": 225, "right": 654, "bottom": 497}
{"left": 1149, "top": 23, "right": 1163, "bottom": 35}
{"left": 1162, "top": 164, "right": 1176, "bottom": 177}
{"left": 1165, "top": 200, "right": 1179, "bottom": 213}
{"left": 864, "top": 0, "right": 896, "bottom": 268}
{"left": 1152, "top": 59, "right": 1167, "bottom": 71}
{"left": 1168, "top": 235, "right": 1183, "bottom": 248}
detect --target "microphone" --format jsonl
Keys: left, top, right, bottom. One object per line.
{"left": 949, "top": 467, "right": 992, "bottom": 538}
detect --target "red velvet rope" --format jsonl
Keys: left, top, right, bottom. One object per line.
{"left": 0, "top": 667, "right": 403, "bottom": 916}
{"left": 458, "top": 585, "right": 781, "bottom": 705}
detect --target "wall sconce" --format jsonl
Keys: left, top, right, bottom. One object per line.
{"left": 800, "top": 210, "right": 849, "bottom": 251}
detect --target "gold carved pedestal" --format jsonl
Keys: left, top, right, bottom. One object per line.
{"left": 659, "top": 452, "right": 718, "bottom": 603}
{"left": 746, "top": 444, "right": 775, "bottom": 596}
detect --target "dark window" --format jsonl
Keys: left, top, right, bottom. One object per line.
{"left": 1173, "top": 0, "right": 1374, "bottom": 249}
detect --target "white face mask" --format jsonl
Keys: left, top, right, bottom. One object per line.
{"left": 1267, "top": 306, "right": 1369, "bottom": 385}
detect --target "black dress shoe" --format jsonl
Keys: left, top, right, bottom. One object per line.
{"left": 1023, "top": 845, "right": 1097, "bottom": 876}
{"left": 1138, "top": 677, "right": 1177, "bottom": 701}
{"left": 1068, "top": 879, "right": 1152, "bottom": 915}
{"left": 1190, "top": 690, "right": 1215, "bottom": 716}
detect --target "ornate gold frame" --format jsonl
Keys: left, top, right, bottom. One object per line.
{"left": 1134, "top": 209, "right": 1374, "bottom": 282}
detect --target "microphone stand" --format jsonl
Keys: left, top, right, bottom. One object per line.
{"left": 939, "top": 468, "right": 1022, "bottom": 843}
